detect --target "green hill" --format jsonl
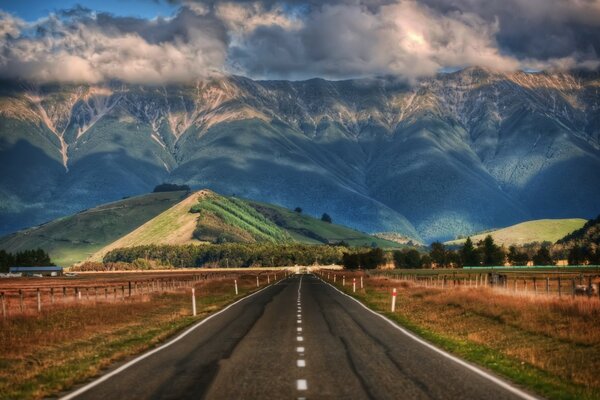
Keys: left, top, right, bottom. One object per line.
{"left": 90, "top": 190, "right": 402, "bottom": 262}
{"left": 0, "top": 191, "right": 189, "bottom": 266}
{"left": 444, "top": 218, "right": 587, "bottom": 247}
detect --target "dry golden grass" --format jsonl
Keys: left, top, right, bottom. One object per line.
{"left": 326, "top": 271, "right": 600, "bottom": 399}
{"left": 0, "top": 273, "right": 269, "bottom": 399}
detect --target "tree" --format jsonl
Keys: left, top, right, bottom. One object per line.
{"left": 321, "top": 213, "right": 332, "bottom": 223}
{"left": 294, "top": 207, "right": 302, "bottom": 214}
{"left": 533, "top": 246, "right": 555, "bottom": 266}
{"left": 507, "top": 245, "right": 529, "bottom": 266}
{"left": 430, "top": 242, "right": 447, "bottom": 267}
{"left": 568, "top": 245, "right": 587, "bottom": 265}
{"left": 392, "top": 249, "right": 422, "bottom": 269}
{"left": 446, "top": 250, "right": 462, "bottom": 268}
{"left": 479, "top": 235, "right": 505, "bottom": 266}
{"left": 420, "top": 254, "right": 432, "bottom": 268}
{"left": 405, "top": 250, "right": 422, "bottom": 269}
{"left": 460, "top": 237, "right": 480, "bottom": 266}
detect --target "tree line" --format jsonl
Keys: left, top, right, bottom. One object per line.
{"left": 0, "top": 249, "right": 54, "bottom": 272}
{"left": 103, "top": 243, "right": 355, "bottom": 268}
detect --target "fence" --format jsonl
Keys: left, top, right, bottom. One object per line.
{"left": 0, "top": 271, "right": 287, "bottom": 319}
{"left": 369, "top": 271, "right": 600, "bottom": 299}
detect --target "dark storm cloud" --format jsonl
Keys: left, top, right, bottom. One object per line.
{"left": 419, "top": 0, "right": 600, "bottom": 66}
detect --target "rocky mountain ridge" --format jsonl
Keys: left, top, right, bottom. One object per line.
{"left": 1, "top": 67, "right": 599, "bottom": 241}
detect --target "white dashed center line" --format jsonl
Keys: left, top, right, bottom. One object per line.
{"left": 296, "top": 336, "right": 304, "bottom": 342}
{"left": 297, "top": 359, "right": 306, "bottom": 367}
{"left": 296, "top": 379, "right": 308, "bottom": 391}
{"left": 297, "top": 327, "right": 302, "bottom": 332}
{"left": 296, "top": 346, "right": 305, "bottom": 353}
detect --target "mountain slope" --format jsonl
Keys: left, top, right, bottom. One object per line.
{"left": 1, "top": 68, "right": 599, "bottom": 241}
{"left": 0, "top": 191, "right": 189, "bottom": 266}
{"left": 444, "top": 218, "right": 587, "bottom": 247}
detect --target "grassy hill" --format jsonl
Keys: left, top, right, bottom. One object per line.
{"left": 444, "top": 218, "right": 587, "bottom": 247}
{"left": 246, "top": 199, "right": 401, "bottom": 248}
{"left": 89, "top": 190, "right": 402, "bottom": 262}
{"left": 0, "top": 191, "right": 189, "bottom": 266}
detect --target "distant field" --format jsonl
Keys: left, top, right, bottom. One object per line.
{"left": 0, "top": 191, "right": 189, "bottom": 267}
{"left": 444, "top": 218, "right": 587, "bottom": 247}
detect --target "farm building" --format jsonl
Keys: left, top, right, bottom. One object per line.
{"left": 9, "top": 266, "right": 63, "bottom": 276}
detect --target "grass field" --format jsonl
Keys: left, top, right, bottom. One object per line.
{"left": 445, "top": 218, "right": 587, "bottom": 247}
{"left": 0, "top": 191, "right": 189, "bottom": 267}
{"left": 0, "top": 271, "right": 279, "bottom": 399}
{"left": 325, "top": 271, "right": 600, "bottom": 400}
{"left": 192, "top": 194, "right": 291, "bottom": 243}
{"left": 247, "top": 199, "right": 402, "bottom": 248}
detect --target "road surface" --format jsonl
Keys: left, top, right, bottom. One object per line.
{"left": 61, "top": 274, "right": 538, "bottom": 400}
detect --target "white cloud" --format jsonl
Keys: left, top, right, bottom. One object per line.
{"left": 0, "top": 9, "right": 227, "bottom": 83}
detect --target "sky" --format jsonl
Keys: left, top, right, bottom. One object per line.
{"left": 0, "top": 0, "right": 599, "bottom": 83}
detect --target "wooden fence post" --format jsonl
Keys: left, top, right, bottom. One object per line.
{"left": 546, "top": 277, "right": 550, "bottom": 295}
{"left": 571, "top": 279, "right": 576, "bottom": 298}
{"left": 128, "top": 281, "right": 132, "bottom": 297}
{"left": 558, "top": 277, "right": 562, "bottom": 297}
{"left": 1, "top": 292, "right": 6, "bottom": 319}
{"left": 19, "top": 289, "right": 24, "bottom": 312}
{"left": 50, "top": 287, "right": 55, "bottom": 305}
{"left": 37, "top": 288, "right": 41, "bottom": 313}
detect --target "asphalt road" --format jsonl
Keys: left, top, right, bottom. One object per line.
{"left": 62, "top": 274, "right": 538, "bottom": 400}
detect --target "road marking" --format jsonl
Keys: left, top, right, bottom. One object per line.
{"left": 296, "top": 379, "right": 308, "bottom": 391}
{"left": 297, "top": 314, "right": 301, "bottom": 318}
{"left": 297, "top": 359, "right": 306, "bottom": 367}
{"left": 297, "top": 336, "right": 304, "bottom": 342}
{"left": 296, "top": 346, "right": 305, "bottom": 352}
{"left": 297, "top": 327, "right": 302, "bottom": 332}
{"left": 297, "top": 320, "right": 302, "bottom": 324}
{"left": 320, "top": 278, "right": 540, "bottom": 400}
{"left": 59, "top": 284, "right": 274, "bottom": 400}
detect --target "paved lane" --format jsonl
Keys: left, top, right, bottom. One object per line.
{"left": 62, "top": 274, "right": 537, "bottom": 400}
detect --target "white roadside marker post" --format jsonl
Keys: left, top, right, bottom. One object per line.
{"left": 343, "top": 276, "right": 345, "bottom": 286}
{"left": 360, "top": 276, "right": 364, "bottom": 289}
{"left": 268, "top": 275, "right": 270, "bottom": 284}
{"left": 391, "top": 288, "right": 397, "bottom": 312}
{"left": 192, "top": 288, "right": 197, "bottom": 317}
{"left": 234, "top": 279, "right": 238, "bottom": 295}
{"left": 256, "top": 276, "right": 260, "bottom": 287}
{"left": 353, "top": 278, "right": 356, "bottom": 293}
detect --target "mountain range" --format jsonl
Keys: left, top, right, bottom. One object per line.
{"left": 1, "top": 67, "right": 599, "bottom": 242}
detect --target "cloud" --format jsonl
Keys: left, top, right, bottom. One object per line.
{"left": 0, "top": 0, "right": 598, "bottom": 83}
{"left": 227, "top": 1, "right": 519, "bottom": 80}
{"left": 0, "top": 7, "right": 228, "bottom": 83}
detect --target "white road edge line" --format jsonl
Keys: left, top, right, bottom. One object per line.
{"left": 320, "top": 277, "right": 540, "bottom": 400}
{"left": 60, "top": 284, "right": 275, "bottom": 400}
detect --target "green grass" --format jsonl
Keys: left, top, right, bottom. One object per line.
{"left": 247, "top": 200, "right": 403, "bottom": 248}
{"left": 0, "top": 191, "right": 189, "bottom": 267}
{"left": 192, "top": 196, "right": 291, "bottom": 243}
{"left": 445, "top": 218, "right": 587, "bottom": 247}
